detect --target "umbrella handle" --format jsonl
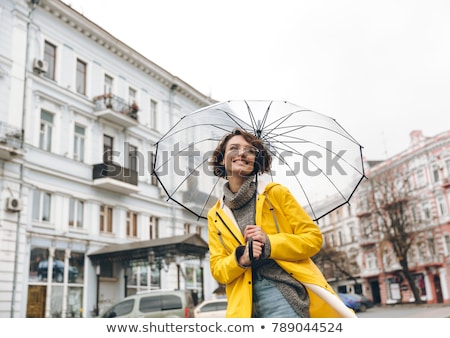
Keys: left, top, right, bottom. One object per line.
{"left": 248, "top": 237, "right": 254, "bottom": 262}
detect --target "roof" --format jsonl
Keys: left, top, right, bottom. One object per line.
{"left": 88, "top": 233, "right": 209, "bottom": 264}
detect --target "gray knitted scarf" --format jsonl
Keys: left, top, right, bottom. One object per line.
{"left": 222, "top": 176, "right": 257, "bottom": 234}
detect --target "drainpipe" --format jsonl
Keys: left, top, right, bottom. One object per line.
{"left": 10, "top": 0, "right": 39, "bottom": 318}
{"left": 169, "top": 83, "right": 178, "bottom": 236}
{"left": 95, "top": 265, "right": 100, "bottom": 317}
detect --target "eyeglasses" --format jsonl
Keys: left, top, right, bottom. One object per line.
{"left": 227, "top": 145, "right": 259, "bottom": 157}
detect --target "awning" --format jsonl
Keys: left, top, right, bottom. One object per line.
{"left": 88, "top": 233, "right": 209, "bottom": 264}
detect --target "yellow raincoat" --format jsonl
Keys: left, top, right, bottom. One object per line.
{"left": 207, "top": 179, "right": 356, "bottom": 318}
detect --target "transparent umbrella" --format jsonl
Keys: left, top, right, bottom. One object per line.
{"left": 153, "top": 100, "right": 366, "bottom": 222}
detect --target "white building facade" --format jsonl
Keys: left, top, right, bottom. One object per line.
{"left": 0, "top": 0, "right": 217, "bottom": 318}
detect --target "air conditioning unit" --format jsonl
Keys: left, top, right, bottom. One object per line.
{"left": 6, "top": 197, "right": 22, "bottom": 212}
{"left": 33, "top": 58, "right": 48, "bottom": 74}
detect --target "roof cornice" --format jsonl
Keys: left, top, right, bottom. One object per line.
{"left": 39, "top": 0, "right": 216, "bottom": 106}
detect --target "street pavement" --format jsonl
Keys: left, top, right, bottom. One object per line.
{"left": 356, "top": 302, "right": 450, "bottom": 318}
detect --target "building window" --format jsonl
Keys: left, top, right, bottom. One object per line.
{"left": 432, "top": 165, "right": 440, "bottom": 183}
{"left": 445, "top": 159, "right": 450, "bottom": 180}
{"left": 444, "top": 234, "right": 450, "bottom": 256}
{"left": 103, "top": 134, "right": 113, "bottom": 163}
{"left": 39, "top": 110, "right": 53, "bottom": 151}
{"left": 43, "top": 40, "right": 56, "bottom": 80}
{"left": 32, "top": 190, "right": 51, "bottom": 222}
{"left": 421, "top": 201, "right": 431, "bottom": 220}
{"left": 195, "top": 225, "right": 203, "bottom": 237}
{"left": 126, "top": 211, "right": 138, "bottom": 237}
{"left": 414, "top": 273, "right": 426, "bottom": 297}
{"left": 100, "top": 205, "right": 113, "bottom": 233}
{"left": 76, "top": 59, "right": 87, "bottom": 95}
{"left": 184, "top": 223, "right": 191, "bottom": 234}
{"left": 416, "top": 169, "right": 426, "bottom": 187}
{"left": 149, "top": 216, "right": 159, "bottom": 240}
{"left": 338, "top": 230, "right": 343, "bottom": 245}
{"left": 427, "top": 237, "right": 436, "bottom": 256}
{"left": 349, "top": 223, "right": 356, "bottom": 242}
{"left": 329, "top": 233, "right": 335, "bottom": 247}
{"left": 99, "top": 261, "right": 114, "bottom": 278}
{"left": 27, "top": 248, "right": 84, "bottom": 318}
{"left": 149, "top": 99, "right": 157, "bottom": 129}
{"left": 366, "top": 252, "right": 377, "bottom": 270}
{"left": 69, "top": 198, "right": 84, "bottom": 228}
{"left": 129, "top": 87, "right": 137, "bottom": 103}
{"left": 127, "top": 144, "right": 138, "bottom": 171}
{"left": 74, "top": 124, "right": 85, "bottom": 162}
{"left": 437, "top": 196, "right": 447, "bottom": 217}
{"left": 104, "top": 74, "right": 113, "bottom": 94}
{"left": 410, "top": 206, "right": 418, "bottom": 223}
{"left": 362, "top": 220, "right": 373, "bottom": 238}
{"left": 149, "top": 152, "right": 158, "bottom": 186}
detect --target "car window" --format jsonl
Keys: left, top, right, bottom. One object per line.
{"left": 200, "top": 302, "right": 227, "bottom": 312}
{"left": 200, "top": 303, "right": 217, "bottom": 312}
{"left": 216, "top": 302, "right": 227, "bottom": 311}
{"left": 161, "top": 295, "right": 182, "bottom": 311}
{"left": 139, "top": 295, "right": 162, "bottom": 313}
{"left": 104, "top": 299, "right": 134, "bottom": 317}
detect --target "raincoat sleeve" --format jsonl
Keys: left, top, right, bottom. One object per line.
{"left": 263, "top": 184, "right": 323, "bottom": 261}
{"left": 207, "top": 205, "right": 249, "bottom": 285}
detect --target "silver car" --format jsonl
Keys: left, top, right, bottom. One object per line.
{"left": 100, "top": 289, "right": 196, "bottom": 318}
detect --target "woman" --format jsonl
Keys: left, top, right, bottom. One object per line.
{"left": 207, "top": 128, "right": 356, "bottom": 318}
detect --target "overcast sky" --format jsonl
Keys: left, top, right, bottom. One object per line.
{"left": 62, "top": 0, "right": 450, "bottom": 160}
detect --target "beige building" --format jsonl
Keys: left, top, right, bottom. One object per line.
{"left": 316, "top": 129, "right": 450, "bottom": 306}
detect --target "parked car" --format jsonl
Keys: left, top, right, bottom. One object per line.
{"left": 194, "top": 298, "right": 227, "bottom": 318}
{"left": 338, "top": 293, "right": 362, "bottom": 312}
{"left": 100, "top": 289, "right": 196, "bottom": 318}
{"left": 350, "top": 293, "right": 374, "bottom": 311}
{"left": 37, "top": 260, "right": 79, "bottom": 283}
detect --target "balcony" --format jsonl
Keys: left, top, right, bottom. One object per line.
{"left": 359, "top": 234, "right": 379, "bottom": 246}
{"left": 93, "top": 162, "right": 139, "bottom": 194}
{"left": 443, "top": 178, "right": 450, "bottom": 189}
{"left": 0, "top": 122, "right": 24, "bottom": 160}
{"left": 408, "top": 254, "right": 444, "bottom": 269}
{"left": 93, "top": 93, "right": 139, "bottom": 128}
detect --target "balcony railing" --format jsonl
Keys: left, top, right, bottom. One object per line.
{"left": 0, "top": 122, "right": 24, "bottom": 160}
{"left": 92, "top": 162, "right": 139, "bottom": 194}
{"left": 443, "top": 178, "right": 450, "bottom": 188}
{"left": 408, "top": 254, "right": 444, "bottom": 268}
{"left": 93, "top": 93, "right": 139, "bottom": 127}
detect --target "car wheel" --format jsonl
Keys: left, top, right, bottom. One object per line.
{"left": 359, "top": 304, "right": 367, "bottom": 312}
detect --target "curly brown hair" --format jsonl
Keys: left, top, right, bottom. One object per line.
{"left": 210, "top": 128, "right": 272, "bottom": 178}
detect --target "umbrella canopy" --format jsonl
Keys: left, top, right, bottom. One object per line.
{"left": 153, "top": 100, "right": 365, "bottom": 222}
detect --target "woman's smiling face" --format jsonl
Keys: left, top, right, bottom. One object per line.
{"left": 221, "top": 135, "right": 258, "bottom": 178}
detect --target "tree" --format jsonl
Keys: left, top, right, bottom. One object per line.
{"left": 366, "top": 168, "right": 424, "bottom": 304}
{"left": 313, "top": 246, "right": 360, "bottom": 285}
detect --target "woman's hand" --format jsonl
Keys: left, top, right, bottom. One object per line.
{"left": 239, "top": 238, "right": 264, "bottom": 266}
{"left": 244, "top": 225, "right": 265, "bottom": 261}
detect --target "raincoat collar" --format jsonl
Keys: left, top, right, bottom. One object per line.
{"left": 218, "top": 174, "right": 272, "bottom": 231}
